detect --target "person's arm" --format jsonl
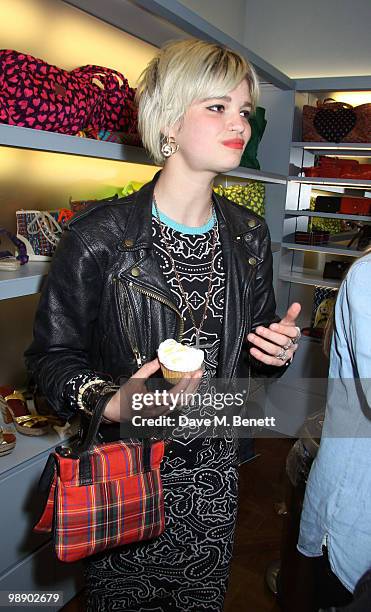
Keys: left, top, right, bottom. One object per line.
{"left": 25, "top": 226, "right": 112, "bottom": 420}
{"left": 343, "top": 260, "right": 371, "bottom": 407}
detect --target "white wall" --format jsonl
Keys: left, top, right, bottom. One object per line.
{"left": 244, "top": 0, "right": 371, "bottom": 78}
{"left": 178, "top": 0, "right": 246, "bottom": 44}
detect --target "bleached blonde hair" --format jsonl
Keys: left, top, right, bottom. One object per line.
{"left": 136, "top": 38, "right": 259, "bottom": 165}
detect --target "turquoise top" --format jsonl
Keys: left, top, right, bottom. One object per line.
{"left": 151, "top": 203, "right": 215, "bottom": 235}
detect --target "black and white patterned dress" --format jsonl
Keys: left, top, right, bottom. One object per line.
{"left": 85, "top": 207, "right": 239, "bottom": 612}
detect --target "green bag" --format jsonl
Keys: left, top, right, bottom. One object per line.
{"left": 240, "top": 107, "right": 267, "bottom": 170}
{"left": 213, "top": 182, "right": 265, "bottom": 217}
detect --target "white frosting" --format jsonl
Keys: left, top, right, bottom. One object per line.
{"left": 157, "top": 339, "right": 204, "bottom": 372}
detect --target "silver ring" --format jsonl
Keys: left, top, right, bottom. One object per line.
{"left": 283, "top": 341, "right": 291, "bottom": 350}
{"left": 276, "top": 348, "right": 288, "bottom": 362}
{"left": 292, "top": 326, "right": 301, "bottom": 344}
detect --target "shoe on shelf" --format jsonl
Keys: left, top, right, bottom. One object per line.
{"left": 0, "top": 427, "right": 16, "bottom": 456}
{"left": 0, "top": 386, "right": 49, "bottom": 436}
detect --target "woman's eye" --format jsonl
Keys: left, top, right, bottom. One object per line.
{"left": 240, "top": 110, "right": 251, "bottom": 119}
{"left": 207, "top": 104, "right": 225, "bottom": 112}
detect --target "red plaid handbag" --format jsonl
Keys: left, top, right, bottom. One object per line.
{"left": 34, "top": 398, "right": 165, "bottom": 562}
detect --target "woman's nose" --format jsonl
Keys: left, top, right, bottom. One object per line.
{"left": 227, "top": 114, "right": 247, "bottom": 134}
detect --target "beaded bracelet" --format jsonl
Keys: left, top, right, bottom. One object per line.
{"left": 77, "top": 378, "right": 109, "bottom": 412}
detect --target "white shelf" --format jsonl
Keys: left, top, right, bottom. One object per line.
{"left": 0, "top": 262, "right": 49, "bottom": 300}
{"left": 0, "top": 124, "right": 286, "bottom": 185}
{"left": 0, "top": 123, "right": 153, "bottom": 164}
{"left": 223, "top": 167, "right": 287, "bottom": 184}
{"left": 288, "top": 176, "right": 371, "bottom": 189}
{"left": 280, "top": 270, "right": 342, "bottom": 289}
{"left": 285, "top": 210, "right": 371, "bottom": 222}
{"left": 282, "top": 240, "right": 360, "bottom": 257}
{"left": 292, "top": 141, "right": 371, "bottom": 155}
{"left": 0, "top": 429, "right": 67, "bottom": 479}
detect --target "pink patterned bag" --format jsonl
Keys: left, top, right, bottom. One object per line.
{"left": 0, "top": 50, "right": 100, "bottom": 134}
{"left": 70, "top": 64, "right": 138, "bottom": 133}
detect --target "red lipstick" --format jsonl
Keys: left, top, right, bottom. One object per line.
{"left": 222, "top": 139, "right": 244, "bottom": 149}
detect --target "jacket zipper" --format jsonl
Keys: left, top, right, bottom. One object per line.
{"left": 129, "top": 281, "right": 184, "bottom": 341}
{"left": 116, "top": 279, "right": 184, "bottom": 369}
{"left": 230, "top": 278, "right": 252, "bottom": 379}
{"left": 116, "top": 280, "right": 143, "bottom": 368}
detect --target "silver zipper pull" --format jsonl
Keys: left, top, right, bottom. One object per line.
{"left": 133, "top": 348, "right": 143, "bottom": 368}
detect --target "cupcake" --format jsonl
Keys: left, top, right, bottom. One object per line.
{"left": 157, "top": 339, "right": 204, "bottom": 383}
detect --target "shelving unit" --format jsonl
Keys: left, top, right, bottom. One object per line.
{"left": 0, "top": 262, "right": 49, "bottom": 300}
{"left": 279, "top": 105, "right": 371, "bottom": 335}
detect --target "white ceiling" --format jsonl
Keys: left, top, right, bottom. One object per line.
{"left": 243, "top": 0, "right": 371, "bottom": 79}
{"left": 180, "top": 0, "right": 371, "bottom": 79}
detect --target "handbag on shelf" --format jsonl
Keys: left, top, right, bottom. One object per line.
{"left": 302, "top": 98, "right": 371, "bottom": 143}
{"left": 323, "top": 260, "right": 350, "bottom": 280}
{"left": 34, "top": 396, "right": 165, "bottom": 563}
{"left": 213, "top": 182, "right": 265, "bottom": 217}
{"left": 16, "top": 210, "right": 63, "bottom": 260}
{"left": 70, "top": 64, "right": 138, "bottom": 134}
{"left": 0, "top": 49, "right": 100, "bottom": 134}
{"left": 314, "top": 196, "right": 341, "bottom": 213}
{"left": 295, "top": 230, "right": 330, "bottom": 245}
{"left": 303, "top": 156, "right": 359, "bottom": 178}
{"left": 339, "top": 197, "right": 371, "bottom": 216}
{"left": 69, "top": 193, "right": 118, "bottom": 214}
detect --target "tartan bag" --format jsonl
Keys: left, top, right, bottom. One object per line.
{"left": 34, "top": 396, "right": 165, "bottom": 562}
{"left": 16, "top": 210, "right": 62, "bottom": 260}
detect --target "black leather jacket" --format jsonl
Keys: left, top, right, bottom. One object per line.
{"left": 26, "top": 172, "right": 282, "bottom": 420}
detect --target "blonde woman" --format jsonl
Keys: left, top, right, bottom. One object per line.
{"left": 298, "top": 247, "right": 371, "bottom": 610}
{"left": 27, "top": 39, "right": 300, "bottom": 611}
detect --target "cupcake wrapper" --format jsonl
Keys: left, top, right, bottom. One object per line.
{"left": 160, "top": 365, "right": 195, "bottom": 384}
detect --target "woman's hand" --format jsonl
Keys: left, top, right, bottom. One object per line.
{"left": 247, "top": 302, "right": 302, "bottom": 367}
{"left": 104, "top": 358, "right": 203, "bottom": 423}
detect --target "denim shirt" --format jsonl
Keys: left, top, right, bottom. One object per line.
{"left": 298, "top": 254, "right": 371, "bottom": 593}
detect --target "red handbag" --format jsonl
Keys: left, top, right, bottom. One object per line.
{"left": 339, "top": 197, "right": 371, "bottom": 215}
{"left": 0, "top": 50, "right": 100, "bottom": 134}
{"left": 34, "top": 398, "right": 165, "bottom": 562}
{"left": 303, "top": 157, "right": 359, "bottom": 179}
{"left": 70, "top": 64, "right": 138, "bottom": 134}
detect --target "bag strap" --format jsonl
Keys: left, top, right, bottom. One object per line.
{"left": 76, "top": 394, "right": 153, "bottom": 483}
{"left": 318, "top": 98, "right": 354, "bottom": 110}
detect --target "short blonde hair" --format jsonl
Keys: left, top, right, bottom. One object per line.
{"left": 136, "top": 38, "right": 259, "bottom": 165}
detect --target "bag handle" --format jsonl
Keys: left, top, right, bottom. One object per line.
{"left": 76, "top": 393, "right": 152, "bottom": 482}
{"left": 317, "top": 98, "right": 354, "bottom": 110}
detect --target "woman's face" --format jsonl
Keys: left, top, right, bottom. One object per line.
{"left": 170, "top": 78, "right": 252, "bottom": 175}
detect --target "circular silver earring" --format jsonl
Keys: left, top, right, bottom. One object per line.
{"left": 161, "top": 136, "right": 179, "bottom": 157}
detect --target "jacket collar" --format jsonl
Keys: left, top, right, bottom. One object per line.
{"left": 119, "top": 170, "right": 263, "bottom": 249}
